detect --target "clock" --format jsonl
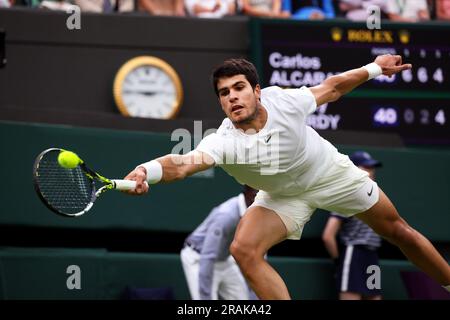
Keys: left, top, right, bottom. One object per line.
{"left": 113, "top": 56, "right": 183, "bottom": 119}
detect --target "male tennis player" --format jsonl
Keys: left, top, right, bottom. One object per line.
{"left": 124, "top": 55, "right": 450, "bottom": 299}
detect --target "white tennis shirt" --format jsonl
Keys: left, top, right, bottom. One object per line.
{"left": 196, "top": 86, "right": 348, "bottom": 196}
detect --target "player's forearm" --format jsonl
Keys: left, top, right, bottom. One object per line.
{"left": 324, "top": 68, "right": 370, "bottom": 100}
{"left": 135, "top": 154, "right": 186, "bottom": 186}
{"left": 155, "top": 154, "right": 188, "bottom": 182}
{"left": 137, "top": 151, "right": 213, "bottom": 186}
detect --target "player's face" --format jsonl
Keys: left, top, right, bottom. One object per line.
{"left": 216, "top": 75, "right": 261, "bottom": 125}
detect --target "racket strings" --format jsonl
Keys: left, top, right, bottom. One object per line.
{"left": 36, "top": 153, "right": 94, "bottom": 214}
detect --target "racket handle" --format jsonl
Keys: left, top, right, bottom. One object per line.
{"left": 112, "top": 179, "right": 148, "bottom": 191}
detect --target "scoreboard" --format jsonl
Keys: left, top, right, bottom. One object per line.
{"left": 251, "top": 19, "right": 450, "bottom": 145}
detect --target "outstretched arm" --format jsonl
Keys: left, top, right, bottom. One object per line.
{"left": 124, "top": 150, "right": 215, "bottom": 195}
{"left": 310, "top": 54, "right": 412, "bottom": 106}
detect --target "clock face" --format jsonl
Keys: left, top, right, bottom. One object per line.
{"left": 114, "top": 57, "right": 183, "bottom": 119}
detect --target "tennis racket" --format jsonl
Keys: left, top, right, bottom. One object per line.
{"left": 33, "top": 147, "right": 140, "bottom": 217}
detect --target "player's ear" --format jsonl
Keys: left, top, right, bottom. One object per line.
{"left": 254, "top": 84, "right": 261, "bottom": 99}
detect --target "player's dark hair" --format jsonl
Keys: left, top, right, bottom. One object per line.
{"left": 212, "top": 58, "right": 260, "bottom": 96}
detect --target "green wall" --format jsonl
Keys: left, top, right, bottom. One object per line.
{"left": 0, "top": 247, "right": 416, "bottom": 300}
{"left": 1, "top": 120, "right": 449, "bottom": 241}
{"left": 0, "top": 121, "right": 241, "bottom": 233}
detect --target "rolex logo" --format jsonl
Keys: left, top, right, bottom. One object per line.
{"left": 331, "top": 28, "right": 343, "bottom": 42}
{"left": 398, "top": 30, "right": 410, "bottom": 44}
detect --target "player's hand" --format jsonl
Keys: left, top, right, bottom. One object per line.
{"left": 123, "top": 166, "right": 149, "bottom": 195}
{"left": 374, "top": 54, "right": 412, "bottom": 77}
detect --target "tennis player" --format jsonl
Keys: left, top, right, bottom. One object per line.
{"left": 124, "top": 54, "right": 450, "bottom": 299}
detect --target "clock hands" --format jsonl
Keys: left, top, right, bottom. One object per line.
{"left": 123, "top": 90, "right": 159, "bottom": 96}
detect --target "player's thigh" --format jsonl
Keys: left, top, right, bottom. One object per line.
{"left": 251, "top": 190, "right": 315, "bottom": 240}
{"left": 355, "top": 187, "right": 406, "bottom": 236}
{"left": 233, "top": 205, "right": 288, "bottom": 255}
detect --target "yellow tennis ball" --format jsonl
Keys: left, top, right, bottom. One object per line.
{"left": 58, "top": 150, "right": 80, "bottom": 169}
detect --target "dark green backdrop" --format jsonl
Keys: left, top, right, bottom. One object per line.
{"left": 1, "top": 120, "right": 449, "bottom": 241}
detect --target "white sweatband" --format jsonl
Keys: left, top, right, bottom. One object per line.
{"left": 444, "top": 285, "right": 450, "bottom": 293}
{"left": 363, "top": 62, "right": 382, "bottom": 80}
{"left": 136, "top": 160, "right": 163, "bottom": 184}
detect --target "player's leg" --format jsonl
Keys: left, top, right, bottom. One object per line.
{"left": 230, "top": 205, "right": 289, "bottom": 299}
{"left": 356, "top": 188, "right": 450, "bottom": 286}
{"left": 180, "top": 247, "right": 201, "bottom": 300}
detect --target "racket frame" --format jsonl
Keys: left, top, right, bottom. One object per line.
{"left": 33, "top": 148, "right": 114, "bottom": 217}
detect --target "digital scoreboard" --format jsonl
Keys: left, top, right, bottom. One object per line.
{"left": 251, "top": 20, "right": 450, "bottom": 145}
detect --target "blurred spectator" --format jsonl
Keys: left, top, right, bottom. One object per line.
{"left": 0, "top": 0, "right": 13, "bottom": 7}
{"left": 185, "top": 0, "right": 236, "bottom": 18}
{"left": 284, "top": 0, "right": 335, "bottom": 20}
{"left": 13, "top": 0, "right": 75, "bottom": 9}
{"left": 386, "top": 0, "right": 430, "bottom": 22}
{"left": 138, "top": 0, "right": 185, "bottom": 16}
{"left": 338, "top": 0, "right": 388, "bottom": 21}
{"left": 181, "top": 185, "right": 258, "bottom": 300}
{"left": 74, "top": 0, "right": 134, "bottom": 12}
{"left": 241, "top": 0, "right": 290, "bottom": 18}
{"left": 436, "top": 0, "right": 450, "bottom": 20}
{"left": 322, "top": 151, "right": 383, "bottom": 300}
{"left": 40, "top": 0, "right": 77, "bottom": 10}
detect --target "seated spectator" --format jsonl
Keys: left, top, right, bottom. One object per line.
{"left": 386, "top": 0, "right": 429, "bottom": 22}
{"left": 74, "top": 0, "right": 134, "bottom": 13}
{"left": 40, "top": 0, "right": 77, "bottom": 10}
{"left": 338, "top": 0, "right": 388, "bottom": 21}
{"left": 436, "top": 0, "right": 450, "bottom": 20}
{"left": 185, "top": 0, "right": 235, "bottom": 18}
{"left": 13, "top": 0, "right": 74, "bottom": 9}
{"left": 241, "top": 0, "right": 290, "bottom": 18}
{"left": 0, "top": 0, "right": 13, "bottom": 7}
{"left": 284, "top": 0, "right": 335, "bottom": 20}
{"left": 138, "top": 0, "right": 185, "bottom": 16}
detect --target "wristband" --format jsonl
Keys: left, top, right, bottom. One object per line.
{"left": 137, "top": 160, "right": 163, "bottom": 184}
{"left": 363, "top": 62, "right": 382, "bottom": 80}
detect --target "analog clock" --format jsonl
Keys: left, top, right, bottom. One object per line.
{"left": 113, "top": 56, "right": 183, "bottom": 119}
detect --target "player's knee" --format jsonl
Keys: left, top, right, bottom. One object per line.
{"left": 230, "top": 240, "right": 248, "bottom": 262}
{"left": 230, "top": 240, "right": 258, "bottom": 270}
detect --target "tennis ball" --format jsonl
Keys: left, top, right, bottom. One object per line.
{"left": 58, "top": 150, "right": 80, "bottom": 169}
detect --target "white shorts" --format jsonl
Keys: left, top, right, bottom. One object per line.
{"left": 250, "top": 160, "right": 379, "bottom": 240}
